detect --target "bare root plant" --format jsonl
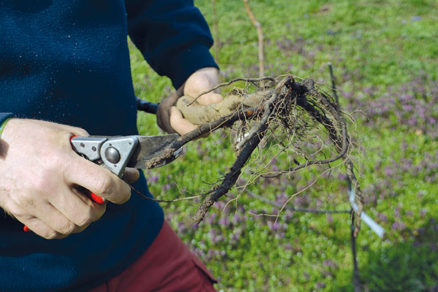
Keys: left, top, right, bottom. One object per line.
{"left": 145, "top": 75, "right": 365, "bottom": 232}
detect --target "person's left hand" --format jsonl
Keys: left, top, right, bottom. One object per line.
{"left": 157, "top": 67, "right": 223, "bottom": 135}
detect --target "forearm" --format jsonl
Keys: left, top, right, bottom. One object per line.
{"left": 125, "top": 0, "right": 218, "bottom": 88}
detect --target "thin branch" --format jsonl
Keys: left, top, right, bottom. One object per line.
{"left": 351, "top": 211, "right": 361, "bottom": 292}
{"left": 188, "top": 77, "right": 275, "bottom": 106}
{"left": 328, "top": 64, "right": 364, "bottom": 233}
{"left": 243, "top": 0, "right": 265, "bottom": 79}
{"left": 328, "top": 63, "right": 339, "bottom": 105}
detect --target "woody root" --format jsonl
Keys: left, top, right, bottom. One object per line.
{"left": 146, "top": 75, "right": 365, "bottom": 233}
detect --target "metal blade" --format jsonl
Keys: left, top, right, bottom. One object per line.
{"left": 129, "top": 133, "right": 182, "bottom": 169}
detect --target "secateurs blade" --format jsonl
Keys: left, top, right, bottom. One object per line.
{"left": 71, "top": 134, "right": 182, "bottom": 177}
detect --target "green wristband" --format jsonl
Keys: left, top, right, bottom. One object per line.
{"left": 0, "top": 118, "right": 11, "bottom": 138}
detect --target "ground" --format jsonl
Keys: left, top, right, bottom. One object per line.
{"left": 129, "top": 0, "right": 438, "bottom": 291}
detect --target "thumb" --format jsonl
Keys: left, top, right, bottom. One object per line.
{"left": 122, "top": 167, "right": 140, "bottom": 184}
{"left": 170, "top": 106, "right": 197, "bottom": 135}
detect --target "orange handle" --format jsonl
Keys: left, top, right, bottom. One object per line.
{"left": 89, "top": 192, "right": 105, "bottom": 204}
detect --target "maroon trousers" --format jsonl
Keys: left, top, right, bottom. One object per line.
{"left": 90, "top": 221, "right": 217, "bottom": 292}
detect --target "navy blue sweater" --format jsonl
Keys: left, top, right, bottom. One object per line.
{"left": 0, "top": 1, "right": 216, "bottom": 291}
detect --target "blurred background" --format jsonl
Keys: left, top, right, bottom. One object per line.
{"left": 130, "top": 0, "right": 437, "bottom": 291}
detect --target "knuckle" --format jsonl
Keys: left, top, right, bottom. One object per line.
{"left": 55, "top": 220, "right": 76, "bottom": 235}
{"left": 41, "top": 229, "right": 58, "bottom": 240}
{"left": 94, "top": 175, "right": 114, "bottom": 196}
{"left": 72, "top": 224, "right": 88, "bottom": 234}
{"left": 12, "top": 192, "right": 37, "bottom": 210}
{"left": 71, "top": 127, "right": 89, "bottom": 137}
{"left": 75, "top": 212, "right": 93, "bottom": 227}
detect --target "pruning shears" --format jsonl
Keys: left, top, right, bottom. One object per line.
{"left": 70, "top": 134, "right": 182, "bottom": 203}
{"left": 23, "top": 99, "right": 166, "bottom": 231}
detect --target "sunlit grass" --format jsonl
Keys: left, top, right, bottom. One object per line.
{"left": 130, "top": 0, "right": 438, "bottom": 290}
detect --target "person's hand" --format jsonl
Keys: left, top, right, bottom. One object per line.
{"left": 0, "top": 119, "right": 138, "bottom": 239}
{"left": 157, "top": 67, "right": 223, "bottom": 135}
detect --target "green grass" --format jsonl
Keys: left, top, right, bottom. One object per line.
{"left": 129, "top": 0, "right": 438, "bottom": 291}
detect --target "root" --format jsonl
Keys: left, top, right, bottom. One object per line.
{"left": 150, "top": 75, "right": 364, "bottom": 230}
{"left": 176, "top": 90, "right": 269, "bottom": 125}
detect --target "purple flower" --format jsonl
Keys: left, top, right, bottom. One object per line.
{"left": 232, "top": 213, "right": 240, "bottom": 223}
{"left": 211, "top": 235, "right": 223, "bottom": 244}
{"left": 267, "top": 221, "right": 280, "bottom": 231}
{"left": 218, "top": 216, "right": 230, "bottom": 226}
{"left": 394, "top": 207, "right": 401, "bottom": 218}
{"left": 326, "top": 214, "right": 333, "bottom": 224}
{"left": 378, "top": 213, "right": 388, "bottom": 223}
{"left": 323, "top": 259, "right": 337, "bottom": 269}
{"left": 402, "top": 104, "right": 413, "bottom": 111}
{"left": 231, "top": 232, "right": 240, "bottom": 242}
{"left": 384, "top": 166, "right": 394, "bottom": 177}
{"left": 214, "top": 201, "right": 225, "bottom": 209}
{"left": 148, "top": 175, "right": 159, "bottom": 183}
{"left": 392, "top": 221, "right": 406, "bottom": 231}
{"left": 275, "top": 192, "right": 288, "bottom": 201}
{"left": 177, "top": 222, "right": 186, "bottom": 233}
{"left": 206, "top": 213, "right": 217, "bottom": 225}
{"left": 337, "top": 173, "right": 347, "bottom": 180}
{"left": 316, "top": 282, "right": 326, "bottom": 289}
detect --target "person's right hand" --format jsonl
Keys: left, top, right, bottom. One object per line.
{"left": 0, "top": 119, "right": 133, "bottom": 239}
{"left": 157, "top": 67, "right": 223, "bottom": 135}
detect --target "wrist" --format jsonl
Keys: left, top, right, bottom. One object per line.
{"left": 165, "top": 44, "right": 219, "bottom": 89}
{"left": 0, "top": 117, "right": 14, "bottom": 158}
{"left": 0, "top": 114, "right": 14, "bottom": 138}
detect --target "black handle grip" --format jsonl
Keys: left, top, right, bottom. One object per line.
{"left": 136, "top": 98, "right": 159, "bottom": 114}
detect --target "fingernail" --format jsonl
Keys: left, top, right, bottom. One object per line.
{"left": 23, "top": 225, "right": 30, "bottom": 232}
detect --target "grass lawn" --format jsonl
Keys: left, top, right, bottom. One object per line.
{"left": 130, "top": 0, "right": 438, "bottom": 291}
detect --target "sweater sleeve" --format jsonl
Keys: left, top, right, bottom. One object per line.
{"left": 0, "top": 113, "right": 14, "bottom": 137}
{"left": 125, "top": 0, "right": 218, "bottom": 89}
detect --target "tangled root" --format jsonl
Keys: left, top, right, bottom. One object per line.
{"left": 152, "top": 75, "right": 364, "bottom": 232}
